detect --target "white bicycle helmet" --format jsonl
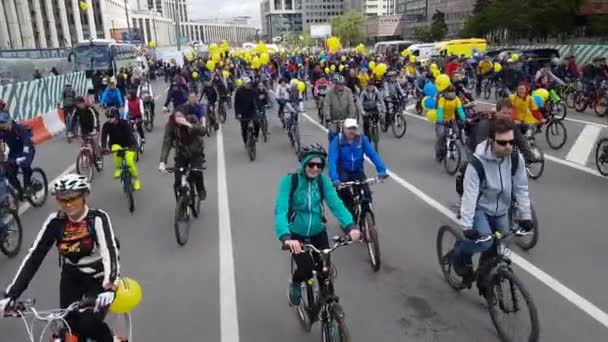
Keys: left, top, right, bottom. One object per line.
{"left": 51, "top": 174, "right": 90, "bottom": 196}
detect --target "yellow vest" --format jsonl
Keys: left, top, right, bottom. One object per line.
{"left": 438, "top": 96, "right": 462, "bottom": 122}
{"left": 509, "top": 94, "right": 539, "bottom": 125}
{"left": 478, "top": 61, "right": 493, "bottom": 75}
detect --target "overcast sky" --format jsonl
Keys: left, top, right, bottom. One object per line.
{"left": 189, "top": 0, "right": 262, "bottom": 28}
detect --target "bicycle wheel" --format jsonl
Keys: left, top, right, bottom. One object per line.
{"left": 123, "top": 175, "right": 135, "bottom": 213}
{"left": 483, "top": 82, "right": 492, "bottom": 100}
{"left": 486, "top": 269, "right": 540, "bottom": 342}
{"left": 544, "top": 120, "right": 567, "bottom": 150}
{"left": 26, "top": 168, "right": 48, "bottom": 208}
{"left": 362, "top": 212, "right": 381, "bottom": 272}
{"left": 190, "top": 188, "right": 201, "bottom": 219}
{"left": 443, "top": 140, "right": 462, "bottom": 176}
{"left": 0, "top": 209, "right": 23, "bottom": 258}
{"left": 391, "top": 112, "right": 407, "bottom": 138}
{"left": 76, "top": 150, "right": 94, "bottom": 181}
{"left": 436, "top": 225, "right": 466, "bottom": 290}
{"left": 144, "top": 111, "right": 153, "bottom": 132}
{"left": 526, "top": 145, "right": 545, "bottom": 180}
{"left": 290, "top": 258, "right": 314, "bottom": 332}
{"left": 593, "top": 95, "right": 608, "bottom": 117}
{"left": 219, "top": 105, "right": 227, "bottom": 123}
{"left": 552, "top": 101, "right": 567, "bottom": 121}
{"left": 247, "top": 130, "right": 256, "bottom": 161}
{"left": 174, "top": 195, "right": 191, "bottom": 246}
{"left": 262, "top": 117, "right": 269, "bottom": 143}
{"left": 574, "top": 92, "right": 588, "bottom": 112}
{"left": 510, "top": 202, "right": 539, "bottom": 251}
{"left": 594, "top": 137, "right": 608, "bottom": 176}
{"left": 322, "top": 305, "right": 351, "bottom": 342}
{"left": 292, "top": 125, "right": 301, "bottom": 153}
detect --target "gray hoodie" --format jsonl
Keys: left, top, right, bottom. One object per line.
{"left": 460, "top": 140, "right": 532, "bottom": 228}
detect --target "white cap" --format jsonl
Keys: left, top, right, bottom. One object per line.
{"left": 344, "top": 118, "right": 358, "bottom": 129}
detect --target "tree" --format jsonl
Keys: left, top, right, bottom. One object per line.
{"left": 414, "top": 27, "right": 433, "bottom": 42}
{"left": 330, "top": 11, "right": 367, "bottom": 47}
{"left": 430, "top": 10, "right": 448, "bottom": 41}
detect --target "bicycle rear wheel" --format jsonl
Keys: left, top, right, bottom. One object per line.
{"left": 0, "top": 209, "right": 23, "bottom": 258}
{"left": 262, "top": 117, "right": 269, "bottom": 143}
{"left": 574, "top": 92, "right": 587, "bottom": 112}
{"left": 565, "top": 91, "right": 575, "bottom": 109}
{"left": 174, "top": 195, "right": 191, "bottom": 246}
{"left": 526, "top": 145, "right": 545, "bottom": 180}
{"left": 391, "top": 112, "right": 407, "bottom": 138}
{"left": 123, "top": 175, "right": 135, "bottom": 213}
{"left": 545, "top": 120, "right": 567, "bottom": 150}
{"left": 26, "top": 168, "right": 48, "bottom": 208}
{"left": 144, "top": 110, "right": 153, "bottom": 132}
{"left": 436, "top": 225, "right": 466, "bottom": 291}
{"left": 292, "top": 125, "right": 301, "bottom": 153}
{"left": 76, "top": 150, "right": 94, "bottom": 181}
{"left": 443, "top": 140, "right": 462, "bottom": 176}
{"left": 362, "top": 212, "right": 381, "bottom": 272}
{"left": 552, "top": 101, "right": 567, "bottom": 121}
{"left": 247, "top": 130, "right": 256, "bottom": 161}
{"left": 487, "top": 269, "right": 540, "bottom": 342}
{"left": 290, "top": 258, "right": 314, "bottom": 332}
{"left": 595, "top": 138, "right": 608, "bottom": 176}
{"left": 190, "top": 188, "right": 201, "bottom": 219}
{"left": 322, "top": 305, "right": 351, "bottom": 342}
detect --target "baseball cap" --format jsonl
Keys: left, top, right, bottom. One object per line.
{"left": 344, "top": 118, "right": 358, "bottom": 129}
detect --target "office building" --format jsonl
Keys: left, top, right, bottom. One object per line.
{"left": 302, "top": 0, "right": 344, "bottom": 25}
{"left": 260, "top": 0, "right": 303, "bottom": 40}
{"left": 365, "top": 0, "right": 397, "bottom": 16}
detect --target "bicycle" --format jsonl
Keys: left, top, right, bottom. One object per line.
{"left": 258, "top": 106, "right": 270, "bottom": 143}
{"left": 286, "top": 109, "right": 301, "bottom": 154}
{"left": 0, "top": 185, "right": 23, "bottom": 258}
{"left": 242, "top": 118, "right": 258, "bottom": 161}
{"left": 103, "top": 148, "right": 136, "bottom": 213}
{"left": 574, "top": 80, "right": 608, "bottom": 117}
{"left": 558, "top": 79, "right": 578, "bottom": 109}
{"left": 481, "top": 77, "right": 494, "bottom": 100}
{"left": 62, "top": 105, "right": 77, "bottom": 144}
{"left": 521, "top": 125, "right": 545, "bottom": 180}
{"left": 338, "top": 177, "right": 384, "bottom": 271}
{"left": 283, "top": 235, "right": 355, "bottom": 341}
{"left": 541, "top": 109, "right": 568, "bottom": 150}
{"left": 544, "top": 88, "right": 567, "bottom": 122}
{"left": 383, "top": 97, "right": 407, "bottom": 138}
{"left": 440, "top": 121, "right": 463, "bottom": 176}
{"left": 436, "top": 225, "right": 540, "bottom": 342}
{"left": 165, "top": 166, "right": 204, "bottom": 246}
{"left": 75, "top": 134, "right": 103, "bottom": 181}
{"left": 129, "top": 119, "right": 145, "bottom": 160}
{"left": 218, "top": 96, "right": 228, "bottom": 123}
{"left": 143, "top": 100, "right": 154, "bottom": 132}
{"left": 2, "top": 161, "right": 48, "bottom": 208}
{"left": 3, "top": 298, "right": 132, "bottom": 342}
{"left": 364, "top": 111, "right": 381, "bottom": 153}
{"left": 315, "top": 87, "right": 328, "bottom": 125}
{"left": 595, "top": 137, "right": 608, "bottom": 176}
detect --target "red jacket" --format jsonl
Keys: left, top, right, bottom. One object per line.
{"left": 126, "top": 98, "right": 142, "bottom": 119}
{"left": 446, "top": 62, "right": 461, "bottom": 79}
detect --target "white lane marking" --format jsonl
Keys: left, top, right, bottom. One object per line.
{"left": 154, "top": 86, "right": 170, "bottom": 100}
{"left": 217, "top": 125, "right": 240, "bottom": 342}
{"left": 401, "top": 111, "right": 606, "bottom": 178}
{"left": 16, "top": 163, "right": 76, "bottom": 216}
{"left": 566, "top": 124, "right": 602, "bottom": 165}
{"left": 301, "top": 112, "right": 608, "bottom": 330}
{"left": 474, "top": 99, "right": 608, "bottom": 129}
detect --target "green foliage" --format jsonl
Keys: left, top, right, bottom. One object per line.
{"left": 414, "top": 11, "right": 448, "bottom": 42}
{"left": 330, "top": 11, "right": 367, "bottom": 46}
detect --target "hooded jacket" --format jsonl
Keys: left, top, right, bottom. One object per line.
{"left": 328, "top": 133, "right": 386, "bottom": 182}
{"left": 274, "top": 154, "right": 354, "bottom": 241}
{"left": 323, "top": 86, "right": 356, "bottom": 121}
{"left": 460, "top": 140, "right": 531, "bottom": 229}
{"left": 509, "top": 87, "right": 543, "bottom": 125}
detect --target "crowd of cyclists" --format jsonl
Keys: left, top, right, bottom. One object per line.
{"left": 0, "top": 41, "right": 607, "bottom": 341}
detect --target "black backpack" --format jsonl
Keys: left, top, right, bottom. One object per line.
{"left": 287, "top": 173, "right": 326, "bottom": 223}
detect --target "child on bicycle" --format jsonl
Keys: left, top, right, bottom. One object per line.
{"left": 100, "top": 108, "right": 141, "bottom": 191}
{"left": 123, "top": 89, "right": 146, "bottom": 144}
{"left": 435, "top": 85, "right": 466, "bottom": 162}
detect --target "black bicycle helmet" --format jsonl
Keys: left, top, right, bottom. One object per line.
{"left": 298, "top": 143, "right": 327, "bottom": 162}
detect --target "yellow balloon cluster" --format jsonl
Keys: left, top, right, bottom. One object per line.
{"left": 148, "top": 41, "right": 157, "bottom": 49}
{"left": 256, "top": 41, "right": 267, "bottom": 54}
{"left": 252, "top": 56, "right": 261, "bottom": 69}
{"left": 222, "top": 70, "right": 230, "bottom": 79}
{"left": 326, "top": 37, "right": 340, "bottom": 53}
{"left": 206, "top": 60, "right": 216, "bottom": 71}
{"left": 369, "top": 61, "right": 376, "bottom": 71}
{"left": 260, "top": 52, "right": 270, "bottom": 65}
{"left": 209, "top": 43, "right": 218, "bottom": 54}
{"left": 401, "top": 49, "right": 411, "bottom": 57}
{"left": 220, "top": 40, "right": 230, "bottom": 54}
{"left": 356, "top": 43, "right": 365, "bottom": 54}
{"left": 373, "top": 63, "right": 388, "bottom": 77}
{"left": 211, "top": 53, "right": 221, "bottom": 63}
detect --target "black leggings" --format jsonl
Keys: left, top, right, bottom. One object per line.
{"left": 60, "top": 267, "right": 113, "bottom": 342}
{"left": 291, "top": 232, "right": 329, "bottom": 284}
{"left": 240, "top": 119, "right": 260, "bottom": 144}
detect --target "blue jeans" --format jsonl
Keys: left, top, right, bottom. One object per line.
{"left": 454, "top": 208, "right": 509, "bottom": 263}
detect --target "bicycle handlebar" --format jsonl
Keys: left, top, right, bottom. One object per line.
{"left": 337, "top": 176, "right": 386, "bottom": 189}
{"left": 164, "top": 166, "right": 206, "bottom": 173}
{"left": 281, "top": 235, "right": 355, "bottom": 254}
{"left": 5, "top": 297, "right": 96, "bottom": 320}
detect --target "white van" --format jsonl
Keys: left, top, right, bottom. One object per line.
{"left": 407, "top": 43, "right": 439, "bottom": 61}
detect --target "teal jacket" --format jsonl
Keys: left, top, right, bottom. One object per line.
{"left": 275, "top": 170, "right": 354, "bottom": 241}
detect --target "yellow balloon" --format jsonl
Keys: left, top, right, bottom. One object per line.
{"left": 109, "top": 278, "right": 143, "bottom": 314}
{"left": 192, "top": 72, "right": 199, "bottom": 79}
{"left": 426, "top": 109, "right": 438, "bottom": 123}
{"left": 356, "top": 43, "right": 365, "bottom": 54}
{"left": 435, "top": 74, "right": 451, "bottom": 92}
{"left": 222, "top": 70, "right": 230, "bottom": 78}
{"left": 432, "top": 69, "right": 441, "bottom": 78}
{"left": 330, "top": 65, "right": 336, "bottom": 71}
{"left": 79, "top": 1, "right": 88, "bottom": 11}
{"left": 211, "top": 53, "right": 221, "bottom": 63}
{"left": 373, "top": 63, "right": 388, "bottom": 77}
{"left": 533, "top": 88, "right": 550, "bottom": 102}
{"left": 324, "top": 67, "right": 330, "bottom": 74}
{"left": 297, "top": 81, "right": 306, "bottom": 93}
{"left": 260, "top": 52, "right": 270, "bottom": 65}
{"left": 494, "top": 63, "right": 502, "bottom": 73}
{"left": 252, "top": 57, "right": 261, "bottom": 69}
{"left": 209, "top": 43, "right": 218, "bottom": 54}
{"left": 326, "top": 37, "right": 341, "bottom": 53}
{"left": 256, "top": 41, "right": 267, "bottom": 54}
{"left": 341, "top": 56, "right": 347, "bottom": 62}
{"left": 206, "top": 60, "right": 216, "bottom": 70}
{"left": 339, "top": 65, "right": 345, "bottom": 72}
{"left": 369, "top": 61, "right": 376, "bottom": 71}
{"left": 511, "top": 53, "right": 520, "bottom": 62}
{"left": 401, "top": 49, "right": 411, "bottom": 57}
{"left": 409, "top": 55, "right": 416, "bottom": 63}
{"left": 147, "top": 41, "right": 157, "bottom": 48}
{"left": 236, "top": 79, "right": 243, "bottom": 87}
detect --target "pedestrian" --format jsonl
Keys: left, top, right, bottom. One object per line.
{"left": 33, "top": 69, "right": 43, "bottom": 80}
{"left": 51, "top": 67, "right": 60, "bottom": 76}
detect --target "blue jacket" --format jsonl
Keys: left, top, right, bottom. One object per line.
{"left": 99, "top": 88, "right": 124, "bottom": 107}
{"left": 0, "top": 122, "right": 35, "bottom": 164}
{"left": 328, "top": 133, "right": 387, "bottom": 182}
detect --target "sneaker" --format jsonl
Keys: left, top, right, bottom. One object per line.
{"left": 95, "top": 158, "right": 103, "bottom": 171}
{"left": 452, "top": 254, "right": 473, "bottom": 278}
{"left": 199, "top": 187, "right": 207, "bottom": 201}
{"left": 133, "top": 179, "right": 142, "bottom": 191}
{"left": 288, "top": 282, "right": 301, "bottom": 306}
{"left": 113, "top": 170, "right": 121, "bottom": 179}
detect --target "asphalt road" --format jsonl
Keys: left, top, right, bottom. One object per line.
{"left": 1, "top": 80, "right": 608, "bottom": 341}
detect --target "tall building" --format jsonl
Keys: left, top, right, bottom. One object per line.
{"left": 260, "top": 0, "right": 303, "bottom": 40}
{"left": 302, "top": 0, "right": 345, "bottom": 25}
{"left": 365, "top": 0, "right": 397, "bottom": 16}
{"left": 426, "top": 0, "right": 474, "bottom": 34}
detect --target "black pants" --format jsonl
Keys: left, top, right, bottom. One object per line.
{"left": 362, "top": 111, "right": 380, "bottom": 140}
{"left": 240, "top": 119, "right": 260, "bottom": 145}
{"left": 291, "top": 231, "right": 330, "bottom": 284}
{"left": 131, "top": 118, "right": 145, "bottom": 140}
{"left": 337, "top": 169, "right": 368, "bottom": 220}
{"left": 60, "top": 267, "right": 113, "bottom": 342}
{"left": 174, "top": 154, "right": 205, "bottom": 200}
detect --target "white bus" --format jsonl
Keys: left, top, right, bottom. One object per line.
{"left": 374, "top": 40, "right": 416, "bottom": 55}
{"left": 70, "top": 39, "right": 139, "bottom": 78}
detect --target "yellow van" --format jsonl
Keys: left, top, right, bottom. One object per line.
{"left": 437, "top": 38, "right": 487, "bottom": 58}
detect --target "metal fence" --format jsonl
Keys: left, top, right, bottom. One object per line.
{"left": 0, "top": 72, "right": 87, "bottom": 121}
{"left": 0, "top": 48, "right": 69, "bottom": 59}
{"left": 494, "top": 44, "right": 608, "bottom": 65}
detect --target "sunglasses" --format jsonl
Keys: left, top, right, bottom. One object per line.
{"left": 306, "top": 161, "right": 324, "bottom": 169}
{"left": 495, "top": 139, "right": 515, "bottom": 146}
{"left": 56, "top": 195, "right": 83, "bottom": 205}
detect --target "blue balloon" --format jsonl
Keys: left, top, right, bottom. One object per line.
{"left": 423, "top": 82, "right": 438, "bottom": 97}
{"left": 533, "top": 95, "right": 543, "bottom": 108}
{"left": 424, "top": 97, "right": 437, "bottom": 110}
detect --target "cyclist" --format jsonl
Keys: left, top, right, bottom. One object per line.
{"left": 274, "top": 78, "right": 290, "bottom": 119}
{"left": 435, "top": 85, "right": 466, "bottom": 161}
{"left": 359, "top": 81, "right": 385, "bottom": 139}
{"left": 535, "top": 63, "right": 565, "bottom": 90}
{"left": 255, "top": 82, "right": 270, "bottom": 123}
{"left": 100, "top": 108, "right": 141, "bottom": 191}
{"left": 381, "top": 71, "right": 407, "bottom": 120}
{"left": 62, "top": 84, "right": 78, "bottom": 138}
{"left": 73, "top": 96, "right": 102, "bottom": 169}
{"left": 181, "top": 91, "right": 206, "bottom": 122}
{"left": 510, "top": 82, "right": 544, "bottom": 126}
{"left": 449, "top": 118, "right": 533, "bottom": 284}
{"left": 476, "top": 55, "right": 494, "bottom": 96}
{"left": 328, "top": 118, "right": 388, "bottom": 218}
{"left": 0, "top": 174, "right": 120, "bottom": 342}
{"left": 500, "top": 59, "right": 526, "bottom": 95}
{"left": 158, "top": 107, "right": 207, "bottom": 201}
{"left": 123, "top": 89, "right": 146, "bottom": 144}
{"left": 234, "top": 77, "right": 260, "bottom": 145}
{"left": 163, "top": 81, "right": 188, "bottom": 111}
{"left": 0, "top": 111, "right": 35, "bottom": 198}
{"left": 274, "top": 144, "right": 361, "bottom": 306}
{"left": 200, "top": 80, "right": 219, "bottom": 130}
{"left": 137, "top": 78, "right": 155, "bottom": 125}
{"left": 324, "top": 74, "right": 357, "bottom": 140}
{"left": 99, "top": 78, "right": 124, "bottom": 111}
